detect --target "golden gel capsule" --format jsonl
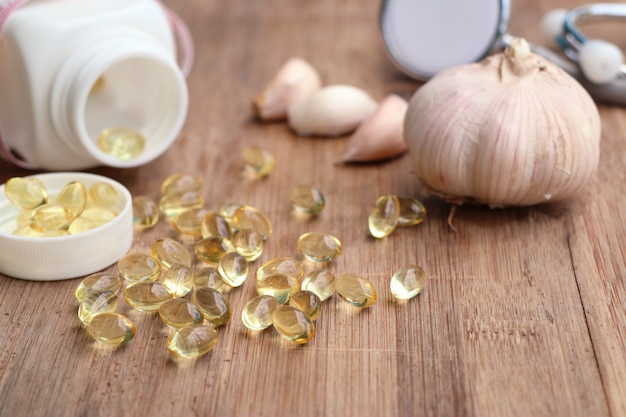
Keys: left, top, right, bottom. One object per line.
{"left": 231, "top": 228, "right": 263, "bottom": 261}
{"left": 173, "top": 208, "right": 211, "bottom": 236}
{"left": 218, "top": 202, "right": 242, "bottom": 226}
{"left": 4, "top": 177, "right": 48, "bottom": 209}
{"left": 194, "top": 237, "right": 235, "bottom": 264}
{"left": 242, "top": 145, "right": 275, "bottom": 179}
{"left": 297, "top": 232, "right": 342, "bottom": 263}
{"left": 86, "top": 313, "right": 136, "bottom": 345}
{"left": 69, "top": 207, "right": 116, "bottom": 234}
{"left": 200, "top": 211, "right": 232, "bottom": 240}
{"left": 241, "top": 295, "right": 279, "bottom": 330}
{"left": 88, "top": 182, "right": 124, "bottom": 213}
{"left": 397, "top": 197, "right": 427, "bottom": 226}
{"left": 256, "top": 257, "right": 304, "bottom": 282}
{"left": 56, "top": 181, "right": 87, "bottom": 218}
{"left": 193, "top": 266, "right": 225, "bottom": 292}
{"left": 217, "top": 252, "right": 248, "bottom": 287}
{"left": 75, "top": 272, "right": 121, "bottom": 303}
{"left": 28, "top": 203, "right": 74, "bottom": 232}
{"left": 160, "top": 173, "right": 203, "bottom": 195}
{"left": 301, "top": 269, "right": 335, "bottom": 301}
{"left": 335, "top": 273, "right": 377, "bottom": 308}
{"left": 390, "top": 265, "right": 427, "bottom": 300}
{"left": 232, "top": 205, "right": 272, "bottom": 240}
{"left": 256, "top": 275, "right": 300, "bottom": 304}
{"left": 289, "top": 185, "right": 325, "bottom": 215}
{"left": 78, "top": 291, "right": 118, "bottom": 324}
{"left": 132, "top": 195, "right": 160, "bottom": 230}
{"left": 158, "top": 190, "right": 204, "bottom": 218}
{"left": 97, "top": 126, "right": 145, "bottom": 160}
{"left": 272, "top": 305, "right": 315, "bottom": 344}
{"left": 162, "top": 264, "right": 194, "bottom": 298}
{"left": 192, "top": 287, "right": 233, "bottom": 326}
{"left": 167, "top": 325, "right": 217, "bottom": 359}
{"left": 123, "top": 281, "right": 172, "bottom": 311}
{"left": 159, "top": 298, "right": 203, "bottom": 328}
{"left": 368, "top": 194, "right": 400, "bottom": 238}
{"left": 117, "top": 252, "right": 161, "bottom": 282}
{"left": 151, "top": 237, "right": 191, "bottom": 269}
{"left": 288, "top": 290, "right": 322, "bottom": 321}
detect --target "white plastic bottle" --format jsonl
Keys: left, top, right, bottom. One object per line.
{"left": 0, "top": 0, "right": 189, "bottom": 170}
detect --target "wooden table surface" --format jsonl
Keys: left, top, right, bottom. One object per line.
{"left": 1, "top": 1, "right": 625, "bottom": 416}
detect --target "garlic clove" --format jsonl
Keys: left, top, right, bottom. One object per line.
{"left": 340, "top": 94, "right": 408, "bottom": 163}
{"left": 253, "top": 58, "right": 322, "bottom": 121}
{"left": 287, "top": 85, "right": 378, "bottom": 137}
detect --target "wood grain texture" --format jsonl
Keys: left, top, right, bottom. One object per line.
{"left": 0, "top": 1, "right": 625, "bottom": 416}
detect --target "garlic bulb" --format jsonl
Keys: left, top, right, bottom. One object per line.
{"left": 253, "top": 58, "right": 322, "bottom": 121}
{"left": 404, "top": 38, "right": 601, "bottom": 208}
{"left": 340, "top": 94, "right": 408, "bottom": 163}
{"left": 288, "top": 85, "right": 377, "bottom": 136}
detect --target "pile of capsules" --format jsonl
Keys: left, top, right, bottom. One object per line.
{"left": 74, "top": 150, "right": 428, "bottom": 358}
{"left": 3, "top": 177, "right": 123, "bottom": 237}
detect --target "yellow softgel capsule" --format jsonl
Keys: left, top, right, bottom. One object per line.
{"left": 78, "top": 291, "right": 118, "bottom": 324}
{"left": 132, "top": 195, "right": 160, "bottom": 230}
{"left": 390, "top": 265, "right": 427, "bottom": 300}
{"left": 28, "top": 203, "right": 74, "bottom": 232}
{"left": 162, "top": 264, "right": 194, "bottom": 298}
{"left": 97, "top": 126, "right": 145, "bottom": 160}
{"left": 217, "top": 252, "right": 248, "bottom": 287}
{"left": 159, "top": 298, "right": 203, "bottom": 328}
{"left": 242, "top": 145, "right": 275, "bottom": 179}
{"left": 160, "top": 173, "right": 203, "bottom": 195}
{"left": 200, "top": 211, "right": 232, "bottom": 240}
{"left": 117, "top": 252, "right": 161, "bottom": 282}
{"left": 231, "top": 228, "right": 263, "bottom": 261}
{"left": 301, "top": 269, "right": 335, "bottom": 301}
{"left": 151, "top": 237, "right": 191, "bottom": 269}
{"left": 335, "top": 273, "right": 377, "bottom": 308}
{"left": 288, "top": 290, "right": 322, "bottom": 321}
{"left": 56, "top": 181, "right": 88, "bottom": 218}
{"left": 123, "top": 281, "right": 172, "bottom": 311}
{"left": 218, "top": 202, "right": 242, "bottom": 226}
{"left": 194, "top": 237, "right": 235, "bottom": 264}
{"left": 86, "top": 312, "right": 136, "bottom": 345}
{"left": 241, "top": 295, "right": 279, "bottom": 330}
{"left": 193, "top": 266, "right": 225, "bottom": 292}
{"left": 192, "top": 287, "right": 233, "bottom": 326}
{"left": 88, "top": 182, "right": 124, "bottom": 213}
{"left": 4, "top": 177, "right": 48, "bottom": 209}
{"left": 75, "top": 272, "right": 122, "bottom": 303}
{"left": 158, "top": 190, "right": 204, "bottom": 218}
{"left": 173, "top": 208, "right": 211, "bottom": 236}
{"left": 167, "top": 325, "right": 218, "bottom": 359}
{"left": 256, "top": 257, "right": 304, "bottom": 281}
{"left": 368, "top": 194, "right": 400, "bottom": 238}
{"left": 256, "top": 275, "right": 300, "bottom": 304}
{"left": 272, "top": 305, "right": 315, "bottom": 344}
{"left": 296, "top": 232, "right": 342, "bottom": 263}
{"left": 289, "top": 185, "right": 325, "bottom": 215}
{"left": 68, "top": 207, "right": 116, "bottom": 234}
{"left": 232, "top": 205, "right": 272, "bottom": 240}
{"left": 397, "top": 197, "right": 427, "bottom": 226}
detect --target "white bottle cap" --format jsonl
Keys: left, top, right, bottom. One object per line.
{"left": 0, "top": 172, "right": 133, "bottom": 280}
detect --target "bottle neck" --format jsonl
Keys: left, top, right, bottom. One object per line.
{"left": 50, "top": 31, "right": 188, "bottom": 168}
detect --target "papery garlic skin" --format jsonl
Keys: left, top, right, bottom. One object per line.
{"left": 253, "top": 58, "right": 322, "bottom": 121}
{"left": 340, "top": 94, "right": 408, "bottom": 163}
{"left": 404, "top": 38, "right": 601, "bottom": 208}
{"left": 288, "top": 85, "right": 377, "bottom": 137}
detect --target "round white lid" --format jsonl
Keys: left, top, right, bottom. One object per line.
{"left": 0, "top": 172, "right": 133, "bottom": 281}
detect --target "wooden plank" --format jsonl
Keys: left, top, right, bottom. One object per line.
{"left": 0, "top": 0, "right": 624, "bottom": 416}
